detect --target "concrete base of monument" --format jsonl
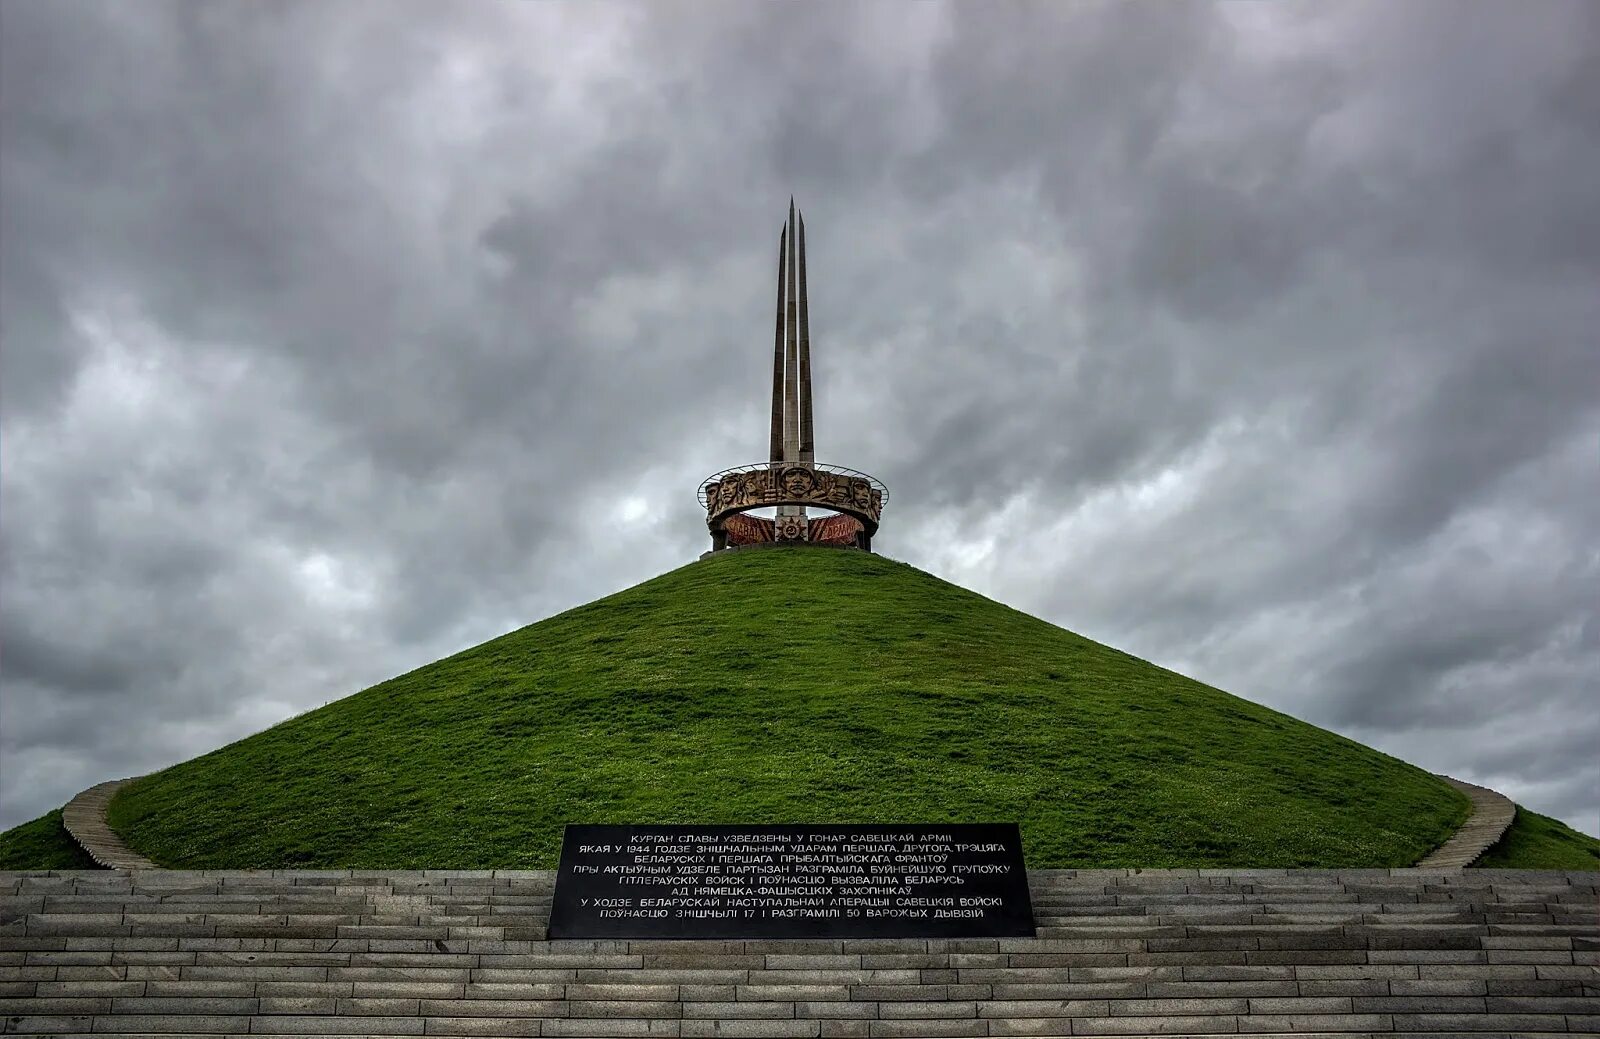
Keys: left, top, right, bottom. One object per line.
{"left": 4, "top": 868, "right": 1595, "bottom": 1036}
{"left": 700, "top": 540, "right": 867, "bottom": 560}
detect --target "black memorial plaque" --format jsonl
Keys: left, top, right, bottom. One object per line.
{"left": 547, "top": 823, "right": 1034, "bottom": 939}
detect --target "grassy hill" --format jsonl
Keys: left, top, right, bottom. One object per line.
{"left": 5, "top": 548, "right": 1592, "bottom": 871}
{"left": 1476, "top": 806, "right": 1600, "bottom": 870}
{"left": 9, "top": 798, "right": 1596, "bottom": 871}
{"left": 0, "top": 810, "right": 97, "bottom": 870}
{"left": 65, "top": 548, "right": 1478, "bottom": 869}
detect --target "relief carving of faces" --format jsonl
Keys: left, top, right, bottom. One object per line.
{"left": 710, "top": 467, "right": 882, "bottom": 524}
{"left": 781, "top": 466, "right": 816, "bottom": 498}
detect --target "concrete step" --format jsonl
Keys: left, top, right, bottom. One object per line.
{"left": 2, "top": 870, "right": 1595, "bottom": 1036}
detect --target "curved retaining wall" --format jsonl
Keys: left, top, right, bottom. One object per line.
{"left": 2, "top": 867, "right": 1595, "bottom": 1036}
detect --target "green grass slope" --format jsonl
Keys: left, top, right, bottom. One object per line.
{"left": 107, "top": 549, "right": 1468, "bottom": 869}
{"left": 1474, "top": 806, "right": 1600, "bottom": 869}
{"left": 0, "top": 811, "right": 100, "bottom": 870}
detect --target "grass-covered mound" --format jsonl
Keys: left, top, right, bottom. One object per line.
{"left": 0, "top": 811, "right": 99, "bottom": 870}
{"left": 106, "top": 549, "right": 1468, "bottom": 868}
{"left": 1475, "top": 806, "right": 1600, "bottom": 869}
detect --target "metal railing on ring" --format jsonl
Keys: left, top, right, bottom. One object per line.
{"left": 696, "top": 461, "right": 890, "bottom": 509}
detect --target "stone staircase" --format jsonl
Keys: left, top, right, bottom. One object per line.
{"left": 2, "top": 868, "right": 1595, "bottom": 1037}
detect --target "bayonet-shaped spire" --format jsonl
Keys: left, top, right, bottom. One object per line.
{"left": 769, "top": 200, "right": 815, "bottom": 471}
{"left": 797, "top": 211, "right": 814, "bottom": 465}
{"left": 783, "top": 199, "right": 800, "bottom": 464}
{"left": 769, "top": 224, "right": 787, "bottom": 465}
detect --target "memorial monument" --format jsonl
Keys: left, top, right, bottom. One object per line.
{"left": 699, "top": 200, "right": 888, "bottom": 553}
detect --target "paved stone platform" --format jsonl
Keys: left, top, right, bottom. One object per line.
{"left": 2, "top": 869, "right": 1595, "bottom": 1037}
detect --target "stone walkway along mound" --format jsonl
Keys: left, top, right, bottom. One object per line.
{"left": 58, "top": 780, "right": 155, "bottom": 871}
{"left": 1418, "top": 777, "right": 1517, "bottom": 869}
{"left": 61, "top": 773, "right": 1518, "bottom": 875}
{"left": 1, "top": 866, "right": 1595, "bottom": 1037}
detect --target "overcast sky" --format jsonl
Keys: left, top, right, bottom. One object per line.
{"left": 3, "top": 0, "right": 1596, "bottom": 840}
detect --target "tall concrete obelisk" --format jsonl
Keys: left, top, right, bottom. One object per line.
{"left": 772, "top": 200, "right": 814, "bottom": 529}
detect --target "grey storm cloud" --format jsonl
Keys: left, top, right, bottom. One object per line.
{"left": 2, "top": 0, "right": 1595, "bottom": 838}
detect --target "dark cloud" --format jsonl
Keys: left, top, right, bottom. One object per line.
{"left": 2, "top": 0, "right": 1595, "bottom": 838}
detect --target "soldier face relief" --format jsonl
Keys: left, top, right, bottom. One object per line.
{"left": 782, "top": 466, "right": 816, "bottom": 498}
